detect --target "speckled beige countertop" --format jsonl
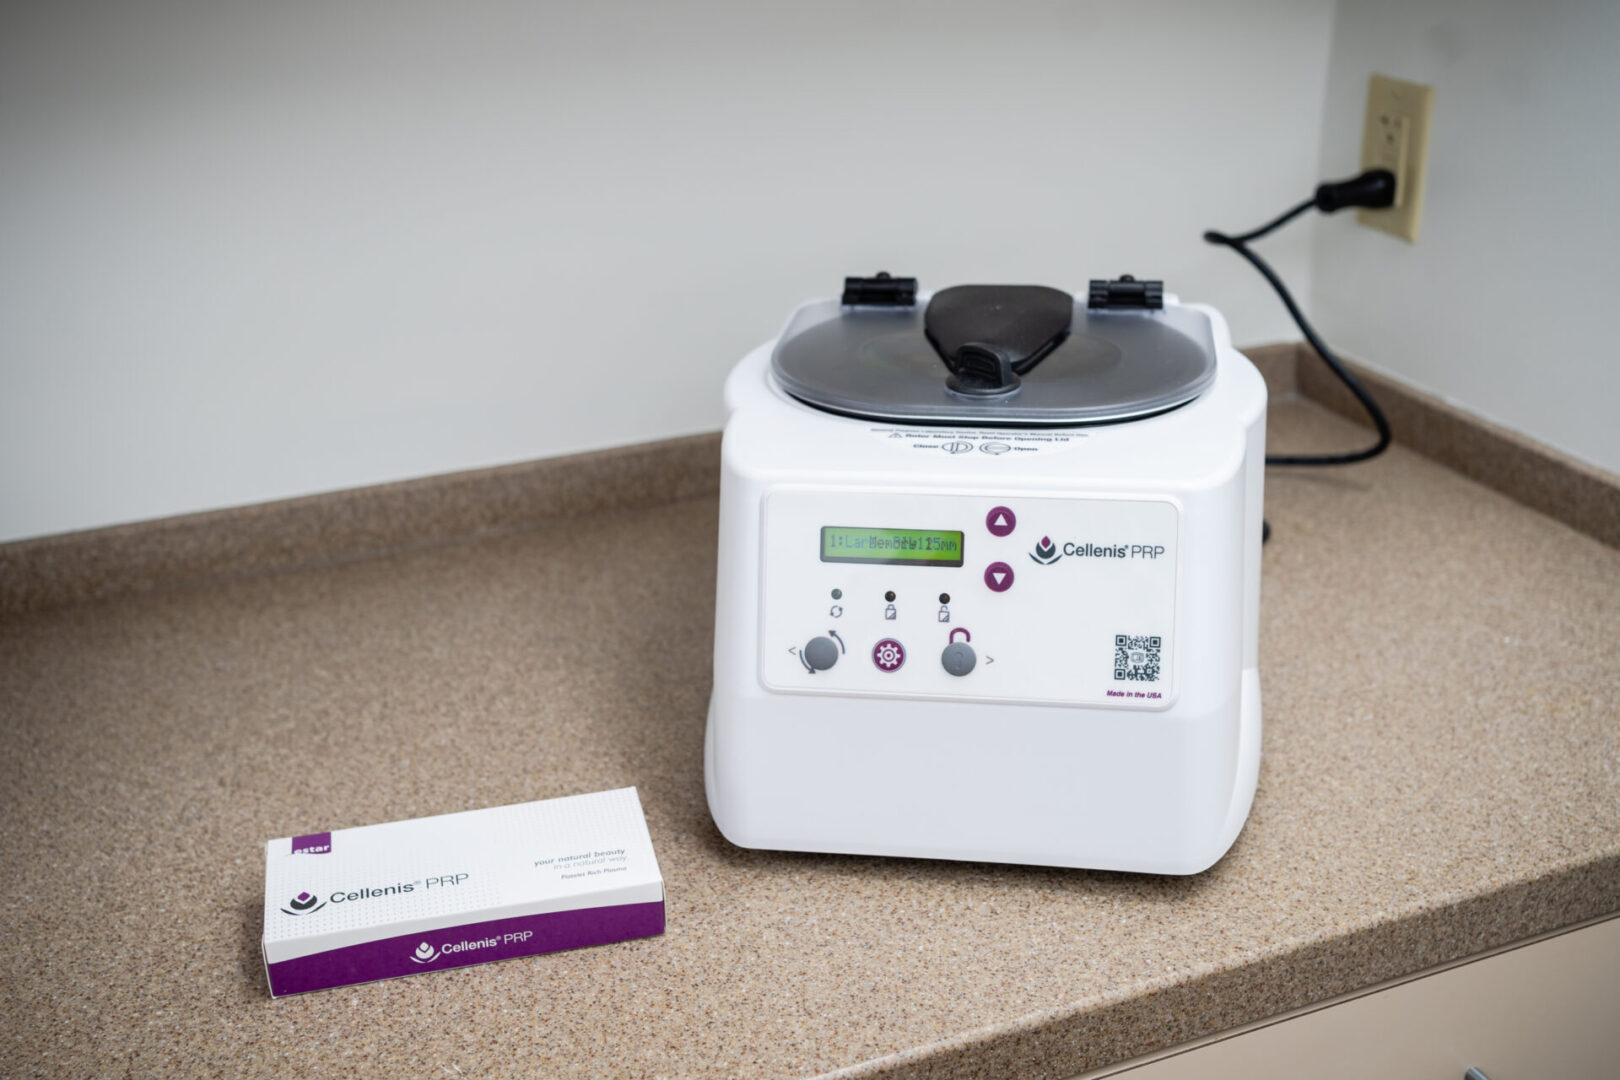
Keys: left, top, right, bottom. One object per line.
{"left": 4, "top": 397, "right": 1619, "bottom": 1079}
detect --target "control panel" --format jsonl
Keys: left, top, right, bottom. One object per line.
{"left": 758, "top": 488, "right": 1180, "bottom": 708}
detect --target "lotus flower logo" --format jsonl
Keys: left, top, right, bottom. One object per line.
{"left": 1030, "top": 535, "right": 1061, "bottom": 565}
{"left": 410, "top": 941, "right": 439, "bottom": 964}
{"left": 279, "top": 890, "right": 327, "bottom": 916}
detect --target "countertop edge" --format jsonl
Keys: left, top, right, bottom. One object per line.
{"left": 813, "top": 851, "right": 1620, "bottom": 1080}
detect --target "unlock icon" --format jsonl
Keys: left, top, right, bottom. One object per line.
{"left": 937, "top": 605, "right": 950, "bottom": 623}
{"left": 884, "top": 603, "right": 897, "bottom": 620}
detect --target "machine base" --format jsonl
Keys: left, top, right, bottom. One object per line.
{"left": 703, "top": 668, "right": 1260, "bottom": 875}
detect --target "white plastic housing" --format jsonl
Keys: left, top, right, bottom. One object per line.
{"left": 706, "top": 300, "right": 1266, "bottom": 874}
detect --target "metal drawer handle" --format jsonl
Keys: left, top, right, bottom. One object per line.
{"left": 1465, "top": 1070, "right": 1493, "bottom": 1080}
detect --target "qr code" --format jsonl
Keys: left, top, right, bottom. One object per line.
{"left": 1114, "top": 635, "right": 1162, "bottom": 681}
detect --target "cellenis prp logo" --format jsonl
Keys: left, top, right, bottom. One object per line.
{"left": 280, "top": 891, "right": 328, "bottom": 916}
{"left": 1029, "top": 536, "right": 1061, "bottom": 565}
{"left": 410, "top": 941, "right": 439, "bottom": 964}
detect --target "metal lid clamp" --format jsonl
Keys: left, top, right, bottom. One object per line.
{"left": 1087, "top": 275, "right": 1164, "bottom": 310}
{"left": 841, "top": 272, "right": 917, "bottom": 307}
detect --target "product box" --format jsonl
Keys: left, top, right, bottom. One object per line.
{"left": 262, "top": 787, "right": 664, "bottom": 996}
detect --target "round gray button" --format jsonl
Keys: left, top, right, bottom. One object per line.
{"left": 940, "top": 641, "right": 976, "bottom": 676}
{"left": 804, "top": 636, "right": 840, "bottom": 671}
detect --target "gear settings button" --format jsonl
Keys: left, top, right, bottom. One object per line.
{"left": 871, "top": 639, "right": 906, "bottom": 672}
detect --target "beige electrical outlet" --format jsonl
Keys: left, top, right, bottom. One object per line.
{"left": 1357, "top": 74, "right": 1434, "bottom": 242}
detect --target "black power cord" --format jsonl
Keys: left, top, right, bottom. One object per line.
{"left": 1204, "top": 168, "right": 1397, "bottom": 466}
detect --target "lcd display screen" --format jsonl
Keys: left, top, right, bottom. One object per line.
{"left": 819, "top": 526, "right": 965, "bottom": 567}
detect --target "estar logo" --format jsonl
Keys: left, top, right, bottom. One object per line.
{"left": 410, "top": 941, "right": 439, "bottom": 964}
{"left": 1029, "top": 535, "right": 1061, "bottom": 565}
{"left": 280, "top": 891, "right": 327, "bottom": 916}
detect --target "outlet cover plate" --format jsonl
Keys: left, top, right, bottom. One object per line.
{"left": 1357, "top": 74, "right": 1434, "bottom": 243}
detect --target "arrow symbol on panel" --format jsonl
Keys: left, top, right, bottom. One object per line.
{"left": 986, "top": 656, "right": 995, "bottom": 664}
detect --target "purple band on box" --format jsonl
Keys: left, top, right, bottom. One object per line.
{"left": 290, "top": 832, "right": 332, "bottom": 855}
{"left": 266, "top": 900, "right": 664, "bottom": 996}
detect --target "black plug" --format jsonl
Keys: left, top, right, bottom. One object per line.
{"left": 1313, "top": 168, "right": 1396, "bottom": 213}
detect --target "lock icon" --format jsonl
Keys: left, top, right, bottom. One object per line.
{"left": 884, "top": 603, "right": 897, "bottom": 620}
{"left": 941, "top": 627, "right": 976, "bottom": 677}
{"left": 937, "top": 605, "right": 950, "bottom": 623}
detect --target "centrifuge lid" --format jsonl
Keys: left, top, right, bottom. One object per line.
{"left": 771, "top": 288, "right": 1218, "bottom": 427}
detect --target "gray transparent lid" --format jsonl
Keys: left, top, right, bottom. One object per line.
{"left": 771, "top": 297, "right": 1217, "bottom": 426}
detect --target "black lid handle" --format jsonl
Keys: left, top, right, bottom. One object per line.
{"left": 946, "top": 343, "right": 1019, "bottom": 395}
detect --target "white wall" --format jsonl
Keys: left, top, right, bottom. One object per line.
{"left": 1311, "top": 0, "right": 1620, "bottom": 473}
{"left": 0, "top": 0, "right": 1334, "bottom": 541}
